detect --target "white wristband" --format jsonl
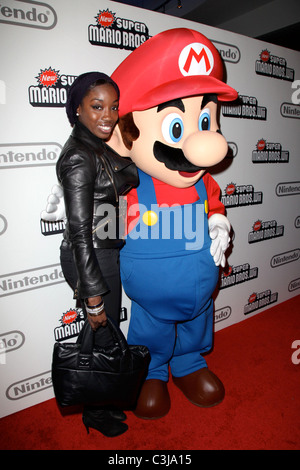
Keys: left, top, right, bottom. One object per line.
{"left": 85, "top": 303, "right": 105, "bottom": 316}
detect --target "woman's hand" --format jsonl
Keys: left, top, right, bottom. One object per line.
{"left": 85, "top": 296, "right": 107, "bottom": 331}
{"left": 87, "top": 310, "right": 107, "bottom": 331}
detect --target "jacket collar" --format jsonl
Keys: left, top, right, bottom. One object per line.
{"left": 71, "top": 121, "right": 106, "bottom": 154}
{"left": 71, "top": 121, "right": 134, "bottom": 171}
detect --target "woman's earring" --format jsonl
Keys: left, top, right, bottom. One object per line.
{"left": 76, "top": 112, "right": 79, "bottom": 116}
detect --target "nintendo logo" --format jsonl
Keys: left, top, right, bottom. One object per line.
{"left": 0, "top": 0, "right": 57, "bottom": 30}
{"left": 6, "top": 371, "right": 52, "bottom": 400}
{"left": 214, "top": 306, "right": 231, "bottom": 323}
{"left": 0, "top": 142, "right": 62, "bottom": 169}
{"left": 212, "top": 40, "right": 241, "bottom": 64}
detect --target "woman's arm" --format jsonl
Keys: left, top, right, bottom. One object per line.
{"left": 58, "top": 151, "right": 109, "bottom": 329}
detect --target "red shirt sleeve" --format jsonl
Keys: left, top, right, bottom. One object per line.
{"left": 202, "top": 173, "right": 225, "bottom": 217}
{"left": 124, "top": 187, "right": 139, "bottom": 235}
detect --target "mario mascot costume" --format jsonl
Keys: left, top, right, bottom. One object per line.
{"left": 42, "top": 28, "right": 238, "bottom": 420}
{"left": 109, "top": 28, "right": 238, "bottom": 419}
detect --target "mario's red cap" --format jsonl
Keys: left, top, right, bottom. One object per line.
{"left": 112, "top": 28, "right": 238, "bottom": 117}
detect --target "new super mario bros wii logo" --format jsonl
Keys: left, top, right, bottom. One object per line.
{"left": 256, "top": 50, "right": 294, "bottom": 81}
{"left": 28, "top": 67, "right": 76, "bottom": 107}
{"left": 221, "top": 183, "right": 263, "bottom": 208}
{"left": 222, "top": 94, "right": 267, "bottom": 120}
{"left": 88, "top": 9, "right": 150, "bottom": 50}
{"left": 244, "top": 290, "right": 278, "bottom": 315}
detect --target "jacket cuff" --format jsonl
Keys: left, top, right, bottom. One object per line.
{"left": 75, "top": 281, "right": 109, "bottom": 300}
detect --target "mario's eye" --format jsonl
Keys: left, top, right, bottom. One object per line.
{"left": 161, "top": 113, "right": 184, "bottom": 144}
{"left": 199, "top": 108, "right": 211, "bottom": 131}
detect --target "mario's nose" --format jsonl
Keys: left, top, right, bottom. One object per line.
{"left": 182, "top": 131, "right": 228, "bottom": 168}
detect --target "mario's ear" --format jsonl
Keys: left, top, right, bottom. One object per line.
{"left": 108, "top": 122, "right": 131, "bottom": 156}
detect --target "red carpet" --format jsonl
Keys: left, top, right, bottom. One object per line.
{"left": 1, "top": 295, "right": 299, "bottom": 451}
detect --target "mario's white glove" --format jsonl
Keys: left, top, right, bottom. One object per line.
{"left": 40, "top": 184, "right": 66, "bottom": 222}
{"left": 209, "top": 213, "right": 231, "bottom": 267}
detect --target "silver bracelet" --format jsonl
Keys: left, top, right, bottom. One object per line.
{"left": 85, "top": 301, "right": 105, "bottom": 316}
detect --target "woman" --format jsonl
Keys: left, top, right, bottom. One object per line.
{"left": 56, "top": 72, "right": 139, "bottom": 437}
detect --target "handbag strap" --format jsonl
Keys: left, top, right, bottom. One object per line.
{"left": 78, "top": 316, "right": 129, "bottom": 356}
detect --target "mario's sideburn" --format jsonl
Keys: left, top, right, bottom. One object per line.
{"left": 118, "top": 113, "right": 139, "bottom": 150}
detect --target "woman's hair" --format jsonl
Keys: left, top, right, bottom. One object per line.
{"left": 86, "top": 78, "right": 116, "bottom": 95}
{"left": 66, "top": 72, "right": 120, "bottom": 126}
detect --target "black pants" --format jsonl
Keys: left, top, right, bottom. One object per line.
{"left": 60, "top": 242, "right": 121, "bottom": 348}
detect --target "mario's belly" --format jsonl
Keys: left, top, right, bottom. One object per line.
{"left": 120, "top": 247, "right": 219, "bottom": 321}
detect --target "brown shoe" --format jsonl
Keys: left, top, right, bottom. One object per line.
{"left": 134, "top": 379, "right": 171, "bottom": 419}
{"left": 172, "top": 368, "right": 225, "bottom": 407}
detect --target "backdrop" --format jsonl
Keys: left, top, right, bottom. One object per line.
{"left": 0, "top": 0, "right": 299, "bottom": 418}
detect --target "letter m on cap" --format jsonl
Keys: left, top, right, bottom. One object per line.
{"left": 180, "top": 43, "right": 214, "bottom": 76}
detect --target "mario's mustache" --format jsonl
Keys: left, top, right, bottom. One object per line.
{"left": 153, "top": 141, "right": 204, "bottom": 172}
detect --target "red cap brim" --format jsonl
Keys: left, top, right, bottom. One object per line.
{"left": 119, "top": 76, "right": 238, "bottom": 116}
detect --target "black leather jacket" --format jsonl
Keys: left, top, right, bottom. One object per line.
{"left": 56, "top": 121, "right": 139, "bottom": 299}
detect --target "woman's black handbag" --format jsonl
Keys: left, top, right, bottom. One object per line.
{"left": 51, "top": 317, "right": 150, "bottom": 408}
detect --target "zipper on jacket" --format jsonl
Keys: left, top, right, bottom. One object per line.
{"left": 100, "top": 154, "right": 119, "bottom": 203}
{"left": 92, "top": 218, "right": 111, "bottom": 234}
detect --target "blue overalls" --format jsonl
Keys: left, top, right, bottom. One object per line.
{"left": 120, "top": 170, "right": 219, "bottom": 381}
